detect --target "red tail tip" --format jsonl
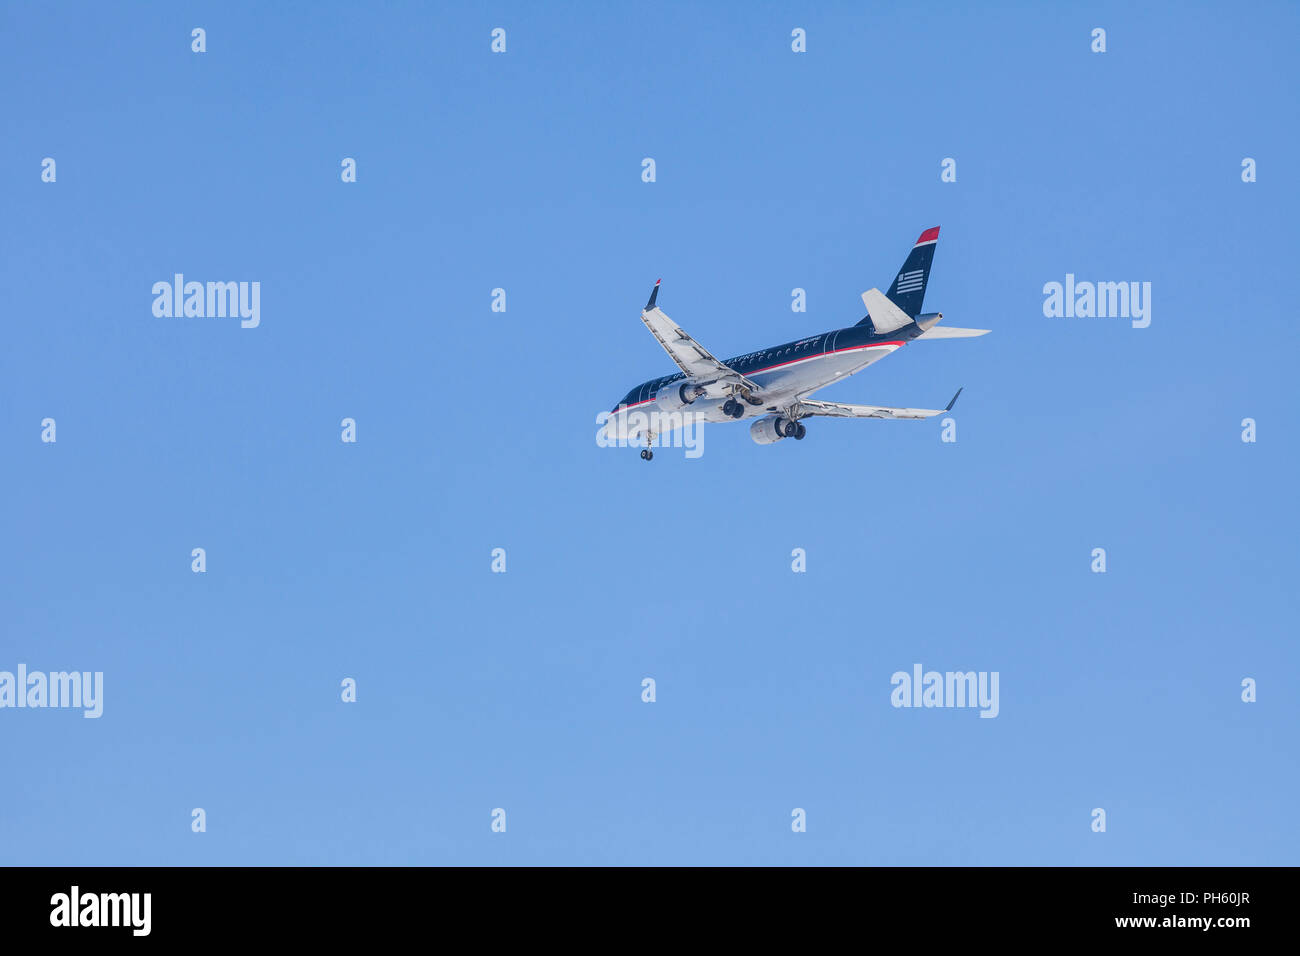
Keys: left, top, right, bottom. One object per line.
{"left": 916, "top": 226, "right": 940, "bottom": 244}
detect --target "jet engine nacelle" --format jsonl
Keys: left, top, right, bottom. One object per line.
{"left": 751, "top": 416, "right": 792, "bottom": 445}
{"left": 656, "top": 380, "right": 706, "bottom": 412}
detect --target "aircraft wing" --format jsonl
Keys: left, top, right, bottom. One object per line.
{"left": 792, "top": 388, "right": 962, "bottom": 421}
{"left": 640, "top": 281, "right": 759, "bottom": 391}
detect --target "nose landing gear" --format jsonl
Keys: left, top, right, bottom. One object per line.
{"left": 721, "top": 399, "right": 745, "bottom": 419}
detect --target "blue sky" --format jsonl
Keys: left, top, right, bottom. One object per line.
{"left": 2, "top": 1, "right": 1297, "bottom": 865}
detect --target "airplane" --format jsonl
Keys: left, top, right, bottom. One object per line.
{"left": 603, "top": 227, "right": 988, "bottom": 460}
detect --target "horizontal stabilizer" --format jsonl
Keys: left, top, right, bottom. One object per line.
{"left": 860, "top": 288, "right": 913, "bottom": 334}
{"left": 914, "top": 326, "right": 990, "bottom": 339}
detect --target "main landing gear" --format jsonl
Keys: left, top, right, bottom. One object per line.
{"left": 721, "top": 399, "right": 745, "bottom": 419}
{"left": 782, "top": 419, "right": 807, "bottom": 440}
{"left": 640, "top": 449, "right": 653, "bottom": 461}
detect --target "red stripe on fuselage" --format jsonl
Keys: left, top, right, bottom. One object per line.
{"left": 750, "top": 339, "right": 904, "bottom": 375}
{"left": 610, "top": 340, "right": 904, "bottom": 413}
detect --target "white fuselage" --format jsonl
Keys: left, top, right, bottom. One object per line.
{"left": 604, "top": 333, "right": 905, "bottom": 441}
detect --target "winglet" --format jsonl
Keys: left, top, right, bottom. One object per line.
{"left": 945, "top": 387, "right": 963, "bottom": 412}
{"left": 645, "top": 279, "right": 661, "bottom": 310}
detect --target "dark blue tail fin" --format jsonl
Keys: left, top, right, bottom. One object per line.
{"left": 857, "top": 227, "right": 939, "bottom": 327}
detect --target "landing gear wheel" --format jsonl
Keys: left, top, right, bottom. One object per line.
{"left": 794, "top": 423, "right": 807, "bottom": 440}
{"left": 722, "top": 399, "right": 743, "bottom": 418}
{"left": 640, "top": 449, "right": 653, "bottom": 461}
